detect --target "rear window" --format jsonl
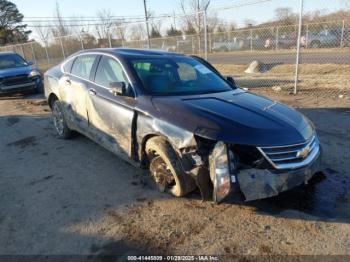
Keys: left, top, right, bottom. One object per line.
{"left": 71, "top": 55, "right": 97, "bottom": 79}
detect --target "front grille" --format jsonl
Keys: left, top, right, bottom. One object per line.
{"left": 257, "top": 135, "right": 320, "bottom": 170}
{"left": 3, "top": 74, "right": 32, "bottom": 86}
{"left": 230, "top": 144, "right": 271, "bottom": 169}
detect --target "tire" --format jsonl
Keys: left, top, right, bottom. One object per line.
{"left": 310, "top": 41, "right": 321, "bottom": 48}
{"left": 51, "top": 100, "right": 74, "bottom": 139}
{"left": 145, "top": 137, "right": 196, "bottom": 197}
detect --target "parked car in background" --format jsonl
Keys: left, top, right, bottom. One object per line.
{"left": 243, "top": 36, "right": 266, "bottom": 50}
{"left": 0, "top": 52, "right": 43, "bottom": 94}
{"left": 265, "top": 32, "right": 298, "bottom": 49}
{"left": 213, "top": 36, "right": 265, "bottom": 52}
{"left": 301, "top": 28, "right": 350, "bottom": 48}
{"left": 45, "top": 48, "right": 322, "bottom": 203}
{"left": 212, "top": 37, "right": 245, "bottom": 52}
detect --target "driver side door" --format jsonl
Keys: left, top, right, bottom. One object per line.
{"left": 86, "top": 55, "right": 136, "bottom": 160}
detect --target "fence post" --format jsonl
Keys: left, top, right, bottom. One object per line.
{"left": 107, "top": 28, "right": 112, "bottom": 48}
{"left": 176, "top": 36, "right": 179, "bottom": 53}
{"left": 294, "top": 0, "right": 304, "bottom": 95}
{"left": 192, "top": 36, "right": 195, "bottom": 54}
{"left": 305, "top": 24, "right": 309, "bottom": 49}
{"left": 20, "top": 44, "right": 26, "bottom": 59}
{"left": 203, "top": 10, "right": 208, "bottom": 60}
{"left": 340, "top": 20, "right": 345, "bottom": 48}
{"left": 44, "top": 42, "right": 50, "bottom": 64}
{"left": 250, "top": 29, "right": 253, "bottom": 52}
{"left": 30, "top": 43, "right": 37, "bottom": 64}
{"left": 275, "top": 26, "right": 279, "bottom": 50}
{"left": 79, "top": 33, "right": 84, "bottom": 50}
{"left": 209, "top": 33, "right": 212, "bottom": 53}
{"left": 59, "top": 36, "right": 66, "bottom": 59}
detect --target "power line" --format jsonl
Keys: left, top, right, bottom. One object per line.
{"left": 22, "top": 0, "right": 274, "bottom": 28}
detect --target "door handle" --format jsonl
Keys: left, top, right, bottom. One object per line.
{"left": 89, "top": 88, "right": 97, "bottom": 95}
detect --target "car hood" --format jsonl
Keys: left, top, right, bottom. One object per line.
{"left": 151, "top": 90, "right": 314, "bottom": 147}
{"left": 0, "top": 65, "right": 33, "bottom": 78}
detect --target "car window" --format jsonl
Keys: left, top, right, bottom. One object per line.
{"left": 177, "top": 63, "right": 196, "bottom": 81}
{"left": 95, "top": 56, "right": 128, "bottom": 87}
{"left": 130, "top": 56, "right": 231, "bottom": 95}
{"left": 0, "top": 54, "right": 28, "bottom": 69}
{"left": 63, "top": 58, "right": 75, "bottom": 73}
{"left": 71, "top": 55, "right": 97, "bottom": 79}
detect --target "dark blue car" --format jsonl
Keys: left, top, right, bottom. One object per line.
{"left": 0, "top": 52, "right": 43, "bottom": 94}
{"left": 44, "top": 48, "right": 322, "bottom": 203}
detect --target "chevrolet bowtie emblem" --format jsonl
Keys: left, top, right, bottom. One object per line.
{"left": 296, "top": 146, "right": 310, "bottom": 158}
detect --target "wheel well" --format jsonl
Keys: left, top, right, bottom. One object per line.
{"left": 140, "top": 134, "right": 158, "bottom": 167}
{"left": 48, "top": 93, "right": 58, "bottom": 109}
{"left": 140, "top": 134, "right": 172, "bottom": 168}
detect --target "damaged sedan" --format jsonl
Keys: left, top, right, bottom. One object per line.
{"left": 44, "top": 48, "right": 322, "bottom": 203}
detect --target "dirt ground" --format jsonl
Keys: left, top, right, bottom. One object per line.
{"left": 0, "top": 93, "right": 350, "bottom": 259}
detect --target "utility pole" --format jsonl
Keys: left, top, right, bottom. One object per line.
{"left": 143, "top": 0, "right": 151, "bottom": 49}
{"left": 204, "top": 0, "right": 210, "bottom": 60}
{"left": 294, "top": 0, "right": 303, "bottom": 95}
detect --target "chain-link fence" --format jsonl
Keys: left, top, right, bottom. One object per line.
{"left": 1, "top": 0, "right": 349, "bottom": 104}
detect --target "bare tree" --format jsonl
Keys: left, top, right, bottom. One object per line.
{"left": 129, "top": 24, "right": 146, "bottom": 41}
{"left": 95, "top": 9, "right": 115, "bottom": 40}
{"left": 52, "top": 1, "right": 69, "bottom": 37}
{"left": 149, "top": 12, "right": 162, "bottom": 38}
{"left": 244, "top": 19, "right": 256, "bottom": 28}
{"left": 274, "top": 7, "right": 297, "bottom": 26}
{"left": 114, "top": 19, "right": 127, "bottom": 42}
{"left": 34, "top": 23, "right": 50, "bottom": 45}
{"left": 179, "top": 0, "right": 209, "bottom": 34}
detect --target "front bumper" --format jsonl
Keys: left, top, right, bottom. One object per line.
{"left": 235, "top": 148, "right": 322, "bottom": 201}
{"left": 0, "top": 78, "right": 42, "bottom": 94}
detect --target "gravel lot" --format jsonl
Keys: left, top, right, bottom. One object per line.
{"left": 0, "top": 93, "right": 349, "bottom": 258}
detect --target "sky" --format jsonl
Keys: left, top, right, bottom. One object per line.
{"left": 10, "top": 0, "right": 348, "bottom": 38}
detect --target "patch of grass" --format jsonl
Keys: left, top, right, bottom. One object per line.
{"left": 213, "top": 63, "right": 350, "bottom": 76}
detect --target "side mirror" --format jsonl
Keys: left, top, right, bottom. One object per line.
{"left": 27, "top": 61, "right": 34, "bottom": 66}
{"left": 109, "top": 82, "right": 126, "bottom": 96}
{"left": 226, "top": 76, "right": 236, "bottom": 87}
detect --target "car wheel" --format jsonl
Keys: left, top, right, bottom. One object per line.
{"left": 52, "top": 100, "right": 73, "bottom": 139}
{"left": 310, "top": 41, "right": 321, "bottom": 48}
{"left": 146, "top": 137, "right": 196, "bottom": 197}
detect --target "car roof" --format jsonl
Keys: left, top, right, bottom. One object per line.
{"left": 0, "top": 51, "right": 17, "bottom": 56}
{"left": 76, "top": 48, "right": 184, "bottom": 58}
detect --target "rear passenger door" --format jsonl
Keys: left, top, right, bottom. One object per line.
{"left": 59, "top": 54, "right": 98, "bottom": 132}
{"left": 87, "top": 55, "right": 136, "bottom": 160}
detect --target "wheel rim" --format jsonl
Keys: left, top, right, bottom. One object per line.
{"left": 149, "top": 156, "right": 176, "bottom": 192}
{"left": 52, "top": 103, "right": 64, "bottom": 135}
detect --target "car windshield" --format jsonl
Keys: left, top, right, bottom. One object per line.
{"left": 0, "top": 54, "right": 28, "bottom": 70}
{"left": 129, "top": 56, "right": 232, "bottom": 95}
